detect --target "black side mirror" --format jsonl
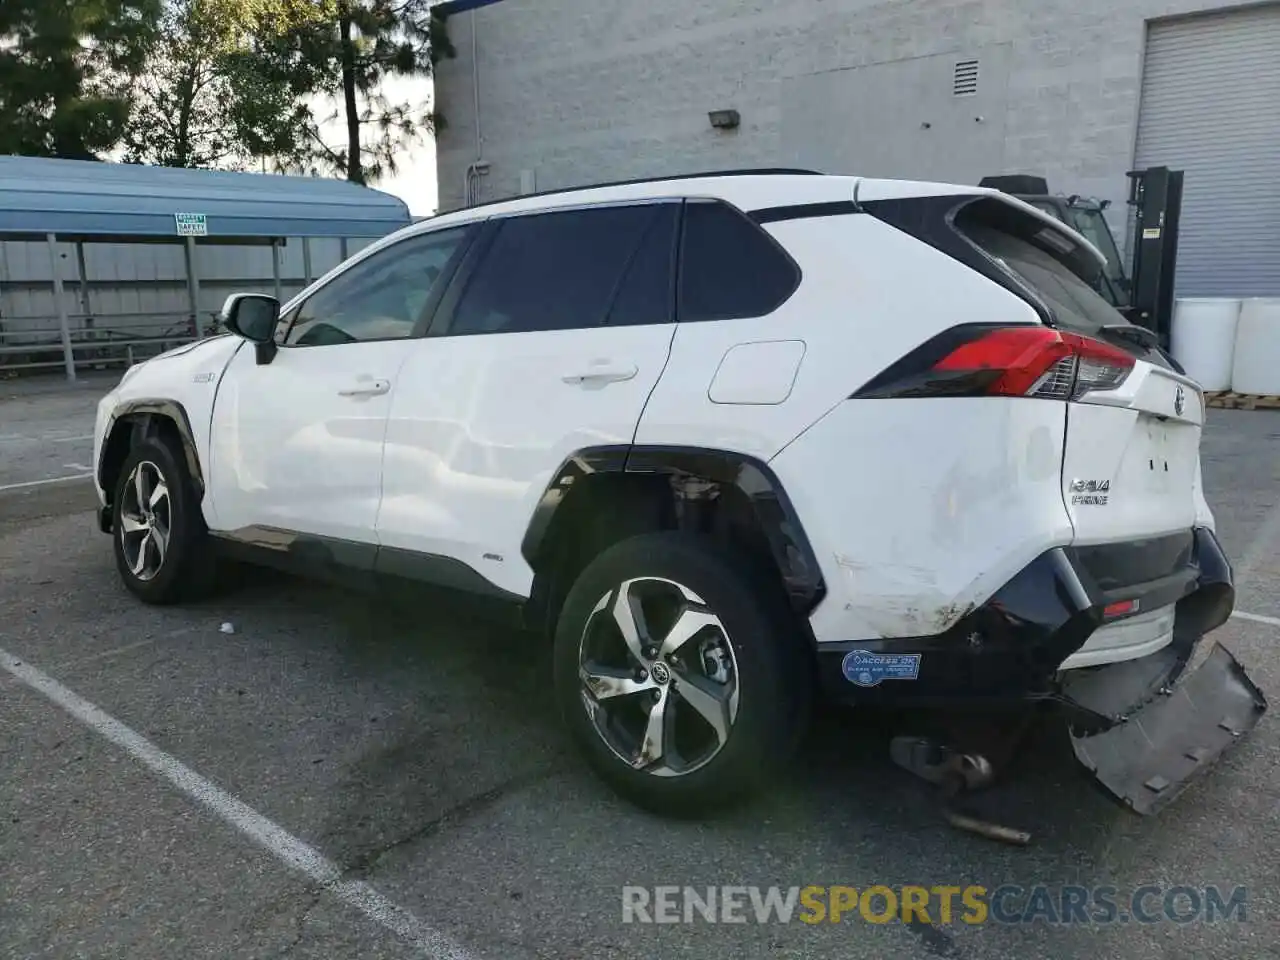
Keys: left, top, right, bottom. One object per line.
{"left": 221, "top": 293, "right": 281, "bottom": 365}
{"left": 222, "top": 293, "right": 279, "bottom": 341}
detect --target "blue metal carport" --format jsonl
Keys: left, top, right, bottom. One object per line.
{"left": 0, "top": 156, "right": 412, "bottom": 380}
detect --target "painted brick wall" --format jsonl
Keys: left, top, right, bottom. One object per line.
{"left": 433, "top": 0, "right": 1251, "bottom": 219}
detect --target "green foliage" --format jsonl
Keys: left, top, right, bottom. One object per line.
{"left": 122, "top": 0, "right": 321, "bottom": 168}
{"left": 0, "top": 0, "right": 163, "bottom": 158}
{"left": 0, "top": 0, "right": 452, "bottom": 181}
{"left": 235, "top": 0, "right": 456, "bottom": 183}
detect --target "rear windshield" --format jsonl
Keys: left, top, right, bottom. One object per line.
{"left": 954, "top": 199, "right": 1127, "bottom": 337}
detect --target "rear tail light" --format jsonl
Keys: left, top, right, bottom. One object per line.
{"left": 1103, "top": 598, "right": 1140, "bottom": 619}
{"left": 853, "top": 324, "right": 1135, "bottom": 400}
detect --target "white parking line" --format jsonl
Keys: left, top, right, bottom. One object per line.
{"left": 0, "top": 473, "right": 93, "bottom": 493}
{"left": 1232, "top": 610, "right": 1280, "bottom": 628}
{"left": 0, "top": 646, "right": 477, "bottom": 960}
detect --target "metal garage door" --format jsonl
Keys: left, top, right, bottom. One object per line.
{"left": 1135, "top": 7, "right": 1280, "bottom": 297}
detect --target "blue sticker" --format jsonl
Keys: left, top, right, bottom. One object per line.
{"left": 842, "top": 650, "right": 922, "bottom": 687}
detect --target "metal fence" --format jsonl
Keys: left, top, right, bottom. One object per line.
{"left": 0, "top": 234, "right": 377, "bottom": 381}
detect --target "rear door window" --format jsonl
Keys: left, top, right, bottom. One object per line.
{"left": 605, "top": 204, "right": 679, "bottom": 327}
{"left": 444, "top": 203, "right": 673, "bottom": 336}
{"left": 678, "top": 200, "right": 800, "bottom": 322}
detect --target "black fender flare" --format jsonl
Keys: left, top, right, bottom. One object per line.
{"left": 521, "top": 444, "right": 827, "bottom": 614}
{"left": 98, "top": 398, "right": 204, "bottom": 499}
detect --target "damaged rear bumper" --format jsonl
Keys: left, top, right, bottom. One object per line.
{"left": 815, "top": 526, "right": 1267, "bottom": 812}
{"left": 1062, "top": 642, "right": 1265, "bottom": 813}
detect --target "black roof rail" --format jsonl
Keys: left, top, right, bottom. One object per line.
{"left": 450, "top": 167, "right": 827, "bottom": 217}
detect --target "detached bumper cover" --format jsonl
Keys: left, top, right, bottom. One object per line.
{"left": 1066, "top": 643, "right": 1266, "bottom": 814}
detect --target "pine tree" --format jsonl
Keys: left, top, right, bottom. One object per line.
{"left": 0, "top": 0, "right": 163, "bottom": 159}
{"left": 242, "top": 0, "right": 455, "bottom": 184}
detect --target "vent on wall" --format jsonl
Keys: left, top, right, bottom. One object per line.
{"left": 953, "top": 59, "right": 980, "bottom": 96}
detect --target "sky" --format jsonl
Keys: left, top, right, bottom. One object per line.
{"left": 361, "top": 76, "right": 440, "bottom": 217}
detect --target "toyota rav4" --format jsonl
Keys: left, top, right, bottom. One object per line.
{"left": 92, "top": 170, "right": 1265, "bottom": 817}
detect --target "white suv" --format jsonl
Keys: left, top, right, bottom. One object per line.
{"left": 92, "top": 170, "right": 1263, "bottom": 816}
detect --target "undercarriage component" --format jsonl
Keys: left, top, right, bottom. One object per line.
{"left": 889, "top": 735, "right": 994, "bottom": 790}
{"left": 890, "top": 728, "right": 1034, "bottom": 847}
{"left": 943, "top": 809, "right": 1032, "bottom": 846}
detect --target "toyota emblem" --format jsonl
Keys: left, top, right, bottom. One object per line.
{"left": 1174, "top": 385, "right": 1185, "bottom": 416}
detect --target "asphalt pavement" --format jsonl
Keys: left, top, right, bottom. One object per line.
{"left": 1, "top": 376, "right": 1277, "bottom": 960}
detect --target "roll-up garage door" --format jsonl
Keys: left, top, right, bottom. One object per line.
{"left": 1134, "top": 7, "right": 1280, "bottom": 297}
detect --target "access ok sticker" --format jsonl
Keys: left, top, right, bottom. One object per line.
{"left": 842, "top": 650, "right": 922, "bottom": 687}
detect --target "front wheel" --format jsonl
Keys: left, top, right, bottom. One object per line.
{"left": 553, "top": 532, "right": 811, "bottom": 816}
{"left": 112, "top": 437, "right": 218, "bottom": 604}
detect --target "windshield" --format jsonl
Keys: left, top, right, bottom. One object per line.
{"left": 954, "top": 199, "right": 1129, "bottom": 337}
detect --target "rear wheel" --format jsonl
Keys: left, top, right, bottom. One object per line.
{"left": 112, "top": 437, "right": 218, "bottom": 604}
{"left": 553, "top": 532, "right": 811, "bottom": 816}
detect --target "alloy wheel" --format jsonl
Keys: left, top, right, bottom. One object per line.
{"left": 578, "top": 577, "right": 740, "bottom": 777}
{"left": 119, "top": 461, "right": 172, "bottom": 582}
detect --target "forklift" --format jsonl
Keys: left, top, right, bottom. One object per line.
{"left": 978, "top": 168, "right": 1184, "bottom": 349}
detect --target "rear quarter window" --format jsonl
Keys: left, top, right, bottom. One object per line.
{"left": 678, "top": 200, "right": 800, "bottom": 322}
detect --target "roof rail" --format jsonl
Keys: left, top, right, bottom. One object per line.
{"left": 453, "top": 168, "right": 827, "bottom": 216}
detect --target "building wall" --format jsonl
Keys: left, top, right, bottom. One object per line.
{"left": 433, "top": 0, "right": 1257, "bottom": 218}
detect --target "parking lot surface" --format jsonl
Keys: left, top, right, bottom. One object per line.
{"left": 2, "top": 376, "right": 1278, "bottom": 960}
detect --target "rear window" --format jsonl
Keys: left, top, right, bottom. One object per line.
{"left": 953, "top": 199, "right": 1125, "bottom": 337}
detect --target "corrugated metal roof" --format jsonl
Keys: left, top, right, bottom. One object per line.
{"left": 0, "top": 156, "right": 412, "bottom": 241}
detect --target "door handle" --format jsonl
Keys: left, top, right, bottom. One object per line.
{"left": 561, "top": 364, "right": 638, "bottom": 386}
{"left": 338, "top": 378, "right": 391, "bottom": 398}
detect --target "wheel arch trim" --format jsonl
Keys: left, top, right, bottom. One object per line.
{"left": 521, "top": 444, "right": 827, "bottom": 613}
{"left": 98, "top": 398, "right": 204, "bottom": 501}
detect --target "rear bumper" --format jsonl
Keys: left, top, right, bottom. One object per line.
{"left": 816, "top": 526, "right": 1265, "bottom": 813}
{"left": 816, "top": 526, "right": 1235, "bottom": 709}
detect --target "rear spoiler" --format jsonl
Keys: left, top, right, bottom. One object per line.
{"left": 852, "top": 177, "right": 1109, "bottom": 272}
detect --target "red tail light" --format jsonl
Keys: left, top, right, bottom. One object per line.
{"left": 853, "top": 324, "right": 1136, "bottom": 400}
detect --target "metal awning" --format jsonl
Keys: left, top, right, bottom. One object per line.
{"left": 0, "top": 156, "right": 411, "bottom": 242}
{"left": 0, "top": 156, "right": 413, "bottom": 382}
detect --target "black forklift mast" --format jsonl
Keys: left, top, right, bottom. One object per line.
{"left": 1125, "top": 166, "right": 1184, "bottom": 348}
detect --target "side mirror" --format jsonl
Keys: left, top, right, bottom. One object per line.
{"left": 221, "top": 293, "right": 279, "bottom": 343}
{"left": 221, "top": 293, "right": 281, "bottom": 365}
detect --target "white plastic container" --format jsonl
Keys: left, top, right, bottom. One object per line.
{"left": 1231, "top": 298, "right": 1280, "bottom": 396}
{"left": 1170, "top": 298, "right": 1242, "bottom": 392}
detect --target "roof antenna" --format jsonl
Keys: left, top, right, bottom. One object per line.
{"left": 852, "top": 177, "right": 864, "bottom": 212}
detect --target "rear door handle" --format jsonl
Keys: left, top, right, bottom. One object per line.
{"left": 561, "top": 364, "right": 638, "bottom": 386}
{"left": 338, "top": 378, "right": 391, "bottom": 398}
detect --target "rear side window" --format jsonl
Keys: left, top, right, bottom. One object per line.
{"left": 953, "top": 199, "right": 1123, "bottom": 337}
{"left": 678, "top": 201, "right": 800, "bottom": 322}
{"left": 446, "top": 204, "right": 673, "bottom": 336}
{"left": 606, "top": 204, "right": 679, "bottom": 327}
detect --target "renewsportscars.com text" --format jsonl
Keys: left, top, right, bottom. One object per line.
{"left": 621, "top": 884, "right": 1248, "bottom": 926}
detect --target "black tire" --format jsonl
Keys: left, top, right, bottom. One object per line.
{"left": 553, "top": 531, "right": 812, "bottom": 816}
{"left": 111, "top": 436, "right": 219, "bottom": 605}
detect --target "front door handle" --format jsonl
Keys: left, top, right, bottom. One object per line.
{"left": 338, "top": 378, "right": 391, "bottom": 398}
{"left": 561, "top": 364, "right": 639, "bottom": 386}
